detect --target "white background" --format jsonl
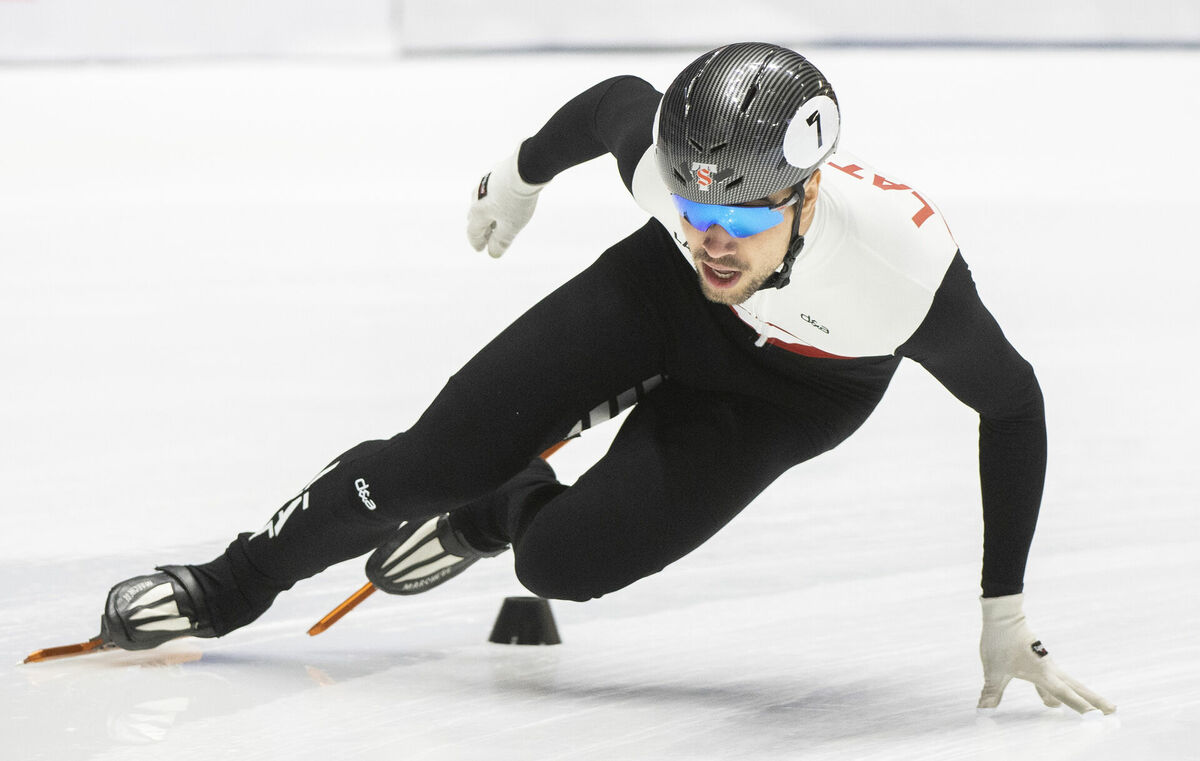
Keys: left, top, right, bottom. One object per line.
{"left": 1, "top": 44, "right": 1199, "bottom": 761}
{"left": 1, "top": 0, "right": 1198, "bottom": 60}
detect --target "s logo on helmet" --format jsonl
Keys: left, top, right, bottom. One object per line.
{"left": 692, "top": 163, "right": 717, "bottom": 192}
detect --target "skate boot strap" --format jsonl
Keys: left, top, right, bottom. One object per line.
{"left": 439, "top": 514, "right": 510, "bottom": 559}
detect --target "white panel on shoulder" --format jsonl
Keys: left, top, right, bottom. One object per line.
{"left": 729, "top": 152, "right": 960, "bottom": 359}
{"left": 628, "top": 146, "right": 959, "bottom": 359}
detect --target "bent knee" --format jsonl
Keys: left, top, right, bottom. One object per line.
{"left": 513, "top": 549, "right": 625, "bottom": 603}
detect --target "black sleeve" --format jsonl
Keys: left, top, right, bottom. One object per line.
{"left": 896, "top": 252, "right": 1047, "bottom": 598}
{"left": 517, "top": 75, "right": 662, "bottom": 193}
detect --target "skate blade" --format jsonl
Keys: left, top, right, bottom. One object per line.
{"left": 23, "top": 636, "right": 113, "bottom": 664}
{"left": 308, "top": 582, "right": 376, "bottom": 636}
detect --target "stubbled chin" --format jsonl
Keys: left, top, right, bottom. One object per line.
{"left": 697, "top": 274, "right": 754, "bottom": 305}
{"left": 691, "top": 261, "right": 747, "bottom": 304}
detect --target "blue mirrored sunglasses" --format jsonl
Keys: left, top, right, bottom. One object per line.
{"left": 670, "top": 192, "right": 800, "bottom": 238}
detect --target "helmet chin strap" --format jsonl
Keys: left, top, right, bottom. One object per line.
{"left": 757, "top": 182, "right": 807, "bottom": 292}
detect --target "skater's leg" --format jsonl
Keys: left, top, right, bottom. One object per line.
{"left": 494, "top": 381, "right": 858, "bottom": 602}
{"left": 180, "top": 223, "right": 676, "bottom": 636}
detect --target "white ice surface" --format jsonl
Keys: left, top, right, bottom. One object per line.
{"left": 2, "top": 50, "right": 1198, "bottom": 760}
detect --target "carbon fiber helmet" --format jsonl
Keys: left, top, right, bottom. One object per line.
{"left": 656, "top": 42, "right": 840, "bottom": 206}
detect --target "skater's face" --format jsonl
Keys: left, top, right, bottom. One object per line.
{"left": 680, "top": 170, "right": 821, "bottom": 305}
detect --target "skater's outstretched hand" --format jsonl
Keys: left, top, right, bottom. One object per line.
{"left": 977, "top": 594, "right": 1115, "bottom": 716}
{"left": 467, "top": 151, "right": 547, "bottom": 259}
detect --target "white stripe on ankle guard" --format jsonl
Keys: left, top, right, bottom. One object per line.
{"left": 135, "top": 618, "right": 192, "bottom": 632}
{"left": 392, "top": 553, "right": 461, "bottom": 583}
{"left": 129, "top": 600, "right": 180, "bottom": 621}
{"left": 382, "top": 517, "right": 440, "bottom": 569}
{"left": 130, "top": 582, "right": 174, "bottom": 608}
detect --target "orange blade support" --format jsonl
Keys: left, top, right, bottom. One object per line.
{"left": 307, "top": 582, "right": 376, "bottom": 636}
{"left": 23, "top": 636, "right": 109, "bottom": 664}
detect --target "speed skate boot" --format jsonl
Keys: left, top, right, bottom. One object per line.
{"left": 100, "top": 565, "right": 217, "bottom": 650}
{"left": 365, "top": 457, "right": 562, "bottom": 595}
{"left": 365, "top": 513, "right": 508, "bottom": 595}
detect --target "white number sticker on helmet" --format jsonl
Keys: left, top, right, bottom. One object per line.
{"left": 783, "top": 95, "right": 839, "bottom": 169}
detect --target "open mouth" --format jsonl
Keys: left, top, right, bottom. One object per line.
{"left": 700, "top": 261, "right": 743, "bottom": 289}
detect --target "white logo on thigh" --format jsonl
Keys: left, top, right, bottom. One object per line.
{"left": 252, "top": 460, "right": 341, "bottom": 540}
{"left": 355, "top": 478, "right": 378, "bottom": 511}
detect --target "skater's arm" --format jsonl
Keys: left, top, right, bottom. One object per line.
{"left": 466, "top": 76, "right": 660, "bottom": 257}
{"left": 518, "top": 75, "right": 661, "bottom": 192}
{"left": 897, "top": 252, "right": 1046, "bottom": 598}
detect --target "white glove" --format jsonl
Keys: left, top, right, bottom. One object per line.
{"left": 978, "top": 594, "right": 1116, "bottom": 715}
{"left": 466, "top": 151, "right": 547, "bottom": 259}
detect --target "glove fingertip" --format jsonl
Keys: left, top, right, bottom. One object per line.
{"left": 1035, "top": 686, "right": 1063, "bottom": 709}
{"left": 488, "top": 233, "right": 515, "bottom": 259}
{"left": 976, "top": 693, "right": 1001, "bottom": 710}
{"left": 465, "top": 218, "right": 487, "bottom": 236}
